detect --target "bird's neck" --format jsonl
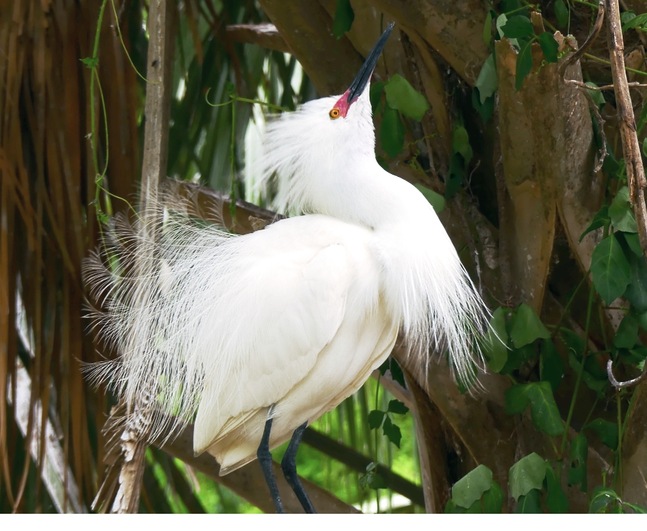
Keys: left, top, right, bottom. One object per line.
{"left": 307, "top": 158, "right": 436, "bottom": 234}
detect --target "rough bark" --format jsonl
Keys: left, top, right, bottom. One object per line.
{"left": 369, "top": 0, "right": 489, "bottom": 84}
{"left": 258, "top": 0, "right": 362, "bottom": 95}
{"left": 620, "top": 379, "right": 647, "bottom": 506}
{"left": 496, "top": 38, "right": 558, "bottom": 311}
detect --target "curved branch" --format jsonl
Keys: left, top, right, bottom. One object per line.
{"left": 607, "top": 359, "right": 647, "bottom": 389}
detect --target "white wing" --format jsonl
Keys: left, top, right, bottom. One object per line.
{"left": 189, "top": 215, "right": 387, "bottom": 455}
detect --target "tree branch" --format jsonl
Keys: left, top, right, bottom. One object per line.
{"left": 160, "top": 424, "right": 359, "bottom": 513}
{"left": 606, "top": 0, "right": 647, "bottom": 255}
{"left": 106, "top": 0, "right": 176, "bottom": 514}
{"left": 139, "top": 0, "right": 175, "bottom": 207}
{"left": 301, "top": 427, "right": 425, "bottom": 508}
{"left": 226, "top": 23, "right": 289, "bottom": 53}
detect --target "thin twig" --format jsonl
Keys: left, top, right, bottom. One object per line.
{"left": 567, "top": 79, "right": 647, "bottom": 90}
{"left": 108, "top": 0, "right": 176, "bottom": 514}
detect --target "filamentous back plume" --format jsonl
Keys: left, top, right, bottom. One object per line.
{"left": 84, "top": 23, "right": 491, "bottom": 513}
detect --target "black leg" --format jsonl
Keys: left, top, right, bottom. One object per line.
{"left": 257, "top": 417, "right": 284, "bottom": 513}
{"left": 281, "top": 422, "right": 316, "bottom": 513}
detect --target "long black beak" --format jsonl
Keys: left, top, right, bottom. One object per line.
{"left": 346, "top": 22, "right": 394, "bottom": 104}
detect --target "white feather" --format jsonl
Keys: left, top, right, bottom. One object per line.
{"left": 84, "top": 81, "right": 490, "bottom": 474}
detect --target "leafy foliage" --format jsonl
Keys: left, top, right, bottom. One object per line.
{"left": 368, "top": 399, "right": 409, "bottom": 449}
{"left": 372, "top": 75, "right": 429, "bottom": 161}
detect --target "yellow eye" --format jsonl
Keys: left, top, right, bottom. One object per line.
{"left": 329, "top": 108, "right": 341, "bottom": 120}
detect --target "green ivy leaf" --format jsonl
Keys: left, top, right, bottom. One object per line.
{"left": 585, "top": 81, "right": 606, "bottom": 107}
{"left": 447, "top": 155, "right": 465, "bottom": 199}
{"left": 622, "top": 12, "right": 647, "bottom": 32}
{"left": 387, "top": 399, "right": 408, "bottom": 415}
{"left": 360, "top": 462, "right": 387, "bottom": 490}
{"left": 623, "top": 345, "right": 647, "bottom": 365}
{"left": 590, "top": 487, "right": 622, "bottom": 513}
{"left": 505, "top": 384, "right": 530, "bottom": 416}
{"left": 540, "top": 339, "right": 564, "bottom": 391}
{"left": 369, "top": 81, "right": 384, "bottom": 110}
{"left": 622, "top": 232, "right": 644, "bottom": 257}
{"left": 580, "top": 205, "right": 609, "bottom": 241}
{"left": 505, "top": 382, "right": 564, "bottom": 436}
{"left": 451, "top": 465, "right": 496, "bottom": 508}
{"left": 472, "top": 88, "right": 495, "bottom": 123}
{"left": 415, "top": 183, "right": 446, "bottom": 213}
{"left": 367, "top": 410, "right": 385, "bottom": 429}
{"left": 568, "top": 433, "right": 588, "bottom": 491}
{"left": 515, "top": 489, "right": 542, "bottom": 513}
{"left": 554, "top": 0, "right": 570, "bottom": 28}
{"left": 509, "top": 453, "right": 547, "bottom": 501}
{"left": 483, "top": 11, "right": 493, "bottom": 45}
{"left": 367, "top": 473, "right": 387, "bottom": 489}
{"left": 80, "top": 56, "right": 99, "bottom": 69}
{"left": 584, "top": 418, "right": 619, "bottom": 450}
{"left": 515, "top": 41, "right": 533, "bottom": 90}
{"left": 609, "top": 187, "right": 638, "bottom": 233}
{"left": 603, "top": 150, "right": 623, "bottom": 179}
{"left": 384, "top": 74, "right": 430, "bottom": 121}
{"left": 509, "top": 303, "right": 550, "bottom": 348}
{"left": 331, "top": 0, "right": 354, "bottom": 37}
{"left": 637, "top": 310, "right": 647, "bottom": 330}
{"left": 382, "top": 416, "right": 402, "bottom": 448}
{"left": 475, "top": 54, "right": 498, "bottom": 104}
{"left": 495, "top": 13, "right": 509, "bottom": 40}
{"left": 502, "top": 15, "right": 534, "bottom": 39}
{"left": 625, "top": 254, "right": 647, "bottom": 312}
{"left": 452, "top": 125, "right": 473, "bottom": 163}
{"left": 380, "top": 105, "right": 405, "bottom": 158}
{"left": 546, "top": 466, "right": 569, "bottom": 513}
{"left": 559, "top": 328, "right": 585, "bottom": 357}
{"left": 484, "top": 307, "right": 509, "bottom": 372}
{"left": 446, "top": 481, "right": 504, "bottom": 513}
{"left": 388, "top": 357, "right": 406, "bottom": 387}
{"left": 537, "top": 32, "right": 559, "bottom": 62}
{"left": 614, "top": 313, "right": 639, "bottom": 349}
{"left": 443, "top": 500, "right": 461, "bottom": 513}
{"left": 567, "top": 351, "right": 608, "bottom": 396}
{"left": 481, "top": 482, "right": 505, "bottom": 513}
{"left": 590, "top": 234, "right": 631, "bottom": 304}
{"left": 589, "top": 486, "right": 647, "bottom": 513}
{"left": 501, "top": 343, "right": 538, "bottom": 374}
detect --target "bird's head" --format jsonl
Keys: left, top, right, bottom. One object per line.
{"left": 260, "top": 23, "right": 395, "bottom": 215}
{"left": 327, "top": 22, "right": 394, "bottom": 122}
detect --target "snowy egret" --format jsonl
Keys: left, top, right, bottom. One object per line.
{"left": 85, "top": 23, "right": 489, "bottom": 513}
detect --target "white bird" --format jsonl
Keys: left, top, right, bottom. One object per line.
{"left": 85, "top": 23, "right": 489, "bottom": 513}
